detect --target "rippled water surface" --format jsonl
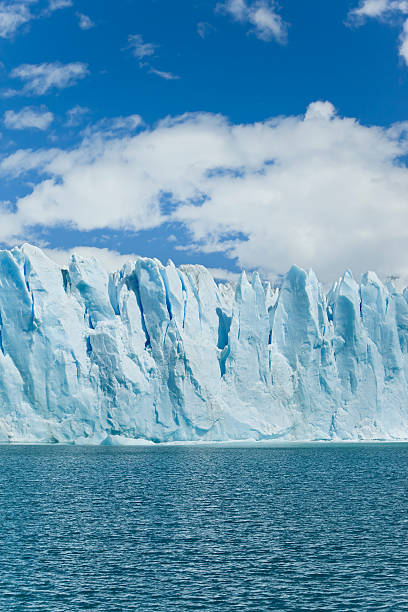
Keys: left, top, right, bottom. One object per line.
{"left": 1, "top": 443, "right": 408, "bottom": 610}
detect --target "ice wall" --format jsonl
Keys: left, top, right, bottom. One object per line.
{"left": 0, "top": 244, "right": 408, "bottom": 444}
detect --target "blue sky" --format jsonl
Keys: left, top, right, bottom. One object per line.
{"left": 1, "top": 0, "right": 408, "bottom": 282}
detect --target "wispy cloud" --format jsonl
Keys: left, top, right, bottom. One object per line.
{"left": 349, "top": 0, "right": 408, "bottom": 19}
{"left": 348, "top": 1, "right": 408, "bottom": 65}
{"left": 83, "top": 114, "right": 143, "bottom": 136}
{"left": 5, "top": 61, "right": 89, "bottom": 96}
{"left": 400, "top": 17, "right": 408, "bottom": 62}
{"left": 126, "top": 33, "right": 180, "bottom": 80}
{"left": 76, "top": 11, "right": 94, "bottom": 30}
{"left": 127, "top": 33, "right": 157, "bottom": 59}
{"left": 217, "top": 0, "right": 288, "bottom": 43}
{"left": 0, "top": 0, "right": 72, "bottom": 39}
{"left": 148, "top": 66, "right": 180, "bottom": 80}
{"left": 4, "top": 105, "right": 53, "bottom": 129}
{"left": 197, "top": 21, "right": 215, "bottom": 38}
{"left": 65, "top": 105, "right": 90, "bottom": 126}
{"left": 0, "top": 0, "right": 33, "bottom": 38}
{"left": 48, "top": 0, "right": 72, "bottom": 9}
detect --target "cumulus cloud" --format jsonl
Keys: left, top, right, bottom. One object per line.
{"left": 5, "top": 61, "right": 89, "bottom": 96}
{"left": 304, "top": 100, "right": 336, "bottom": 121}
{"left": 217, "top": 0, "right": 288, "bottom": 43}
{"left": 2, "top": 103, "right": 408, "bottom": 284}
{"left": 76, "top": 12, "right": 94, "bottom": 30}
{"left": 349, "top": 0, "right": 408, "bottom": 64}
{"left": 4, "top": 105, "right": 53, "bottom": 129}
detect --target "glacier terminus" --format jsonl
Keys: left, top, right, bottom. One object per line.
{"left": 1, "top": 244, "right": 408, "bottom": 444}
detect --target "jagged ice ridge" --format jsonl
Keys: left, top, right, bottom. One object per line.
{"left": 1, "top": 244, "right": 408, "bottom": 444}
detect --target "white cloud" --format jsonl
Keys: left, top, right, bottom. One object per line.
{"left": 207, "top": 268, "right": 241, "bottom": 282}
{"left": 400, "top": 18, "right": 408, "bottom": 61}
{"left": 126, "top": 34, "right": 179, "bottom": 80}
{"left": 48, "top": 0, "right": 72, "bottom": 9}
{"left": 197, "top": 21, "right": 215, "bottom": 38}
{"left": 349, "top": 1, "right": 408, "bottom": 64}
{"left": 304, "top": 101, "right": 336, "bottom": 121}
{"left": 351, "top": 0, "right": 390, "bottom": 18}
{"left": 217, "top": 0, "right": 288, "bottom": 43}
{"left": 0, "top": 0, "right": 71, "bottom": 39}
{"left": 83, "top": 114, "right": 143, "bottom": 135}
{"left": 45, "top": 248, "right": 239, "bottom": 281}
{"left": 148, "top": 66, "right": 180, "bottom": 80}
{"left": 6, "top": 61, "right": 89, "bottom": 96}
{"left": 4, "top": 105, "right": 53, "bottom": 129}
{"left": 0, "top": 1, "right": 33, "bottom": 38}
{"left": 45, "top": 246, "right": 138, "bottom": 272}
{"left": 127, "top": 34, "right": 157, "bottom": 59}
{"left": 65, "top": 105, "right": 90, "bottom": 126}
{"left": 102, "top": 115, "right": 143, "bottom": 130}
{"left": 0, "top": 147, "right": 59, "bottom": 176}
{"left": 2, "top": 103, "right": 408, "bottom": 284}
{"left": 222, "top": 0, "right": 247, "bottom": 20}
{"left": 76, "top": 12, "right": 94, "bottom": 30}
{"left": 350, "top": 0, "right": 408, "bottom": 19}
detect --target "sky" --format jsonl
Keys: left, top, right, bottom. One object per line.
{"left": 1, "top": 0, "right": 408, "bottom": 284}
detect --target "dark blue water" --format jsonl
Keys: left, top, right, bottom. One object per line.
{"left": 1, "top": 444, "right": 408, "bottom": 611}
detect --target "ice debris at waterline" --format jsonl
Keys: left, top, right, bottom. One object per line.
{"left": 1, "top": 244, "right": 408, "bottom": 444}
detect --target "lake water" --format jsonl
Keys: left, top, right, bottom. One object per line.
{"left": 1, "top": 443, "right": 407, "bottom": 610}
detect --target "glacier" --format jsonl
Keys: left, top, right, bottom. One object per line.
{"left": 1, "top": 243, "right": 408, "bottom": 444}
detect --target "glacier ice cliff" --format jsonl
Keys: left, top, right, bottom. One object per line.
{"left": 1, "top": 244, "right": 408, "bottom": 443}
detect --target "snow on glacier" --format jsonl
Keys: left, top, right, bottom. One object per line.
{"left": 0, "top": 243, "right": 408, "bottom": 444}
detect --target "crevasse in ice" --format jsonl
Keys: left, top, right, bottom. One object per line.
{"left": 1, "top": 244, "right": 408, "bottom": 444}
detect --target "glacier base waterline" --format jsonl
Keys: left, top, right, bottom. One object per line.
{"left": 1, "top": 243, "right": 408, "bottom": 444}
